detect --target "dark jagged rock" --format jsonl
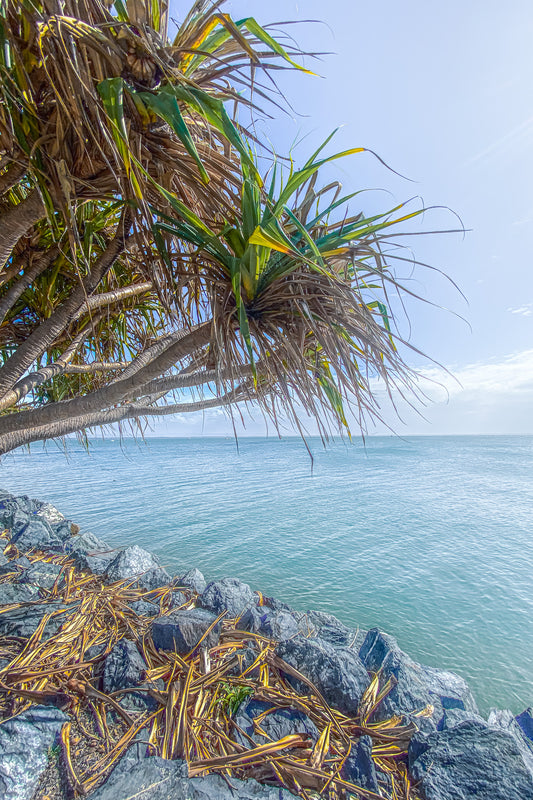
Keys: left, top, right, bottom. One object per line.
{"left": 239, "top": 605, "right": 300, "bottom": 641}
{"left": 487, "top": 709, "right": 533, "bottom": 770}
{"left": 409, "top": 720, "right": 533, "bottom": 800}
{"left": 75, "top": 549, "right": 118, "bottom": 574}
{"left": 0, "top": 704, "right": 67, "bottom": 800}
{"left": 341, "top": 735, "right": 379, "bottom": 794}
{"left": 20, "top": 562, "right": 62, "bottom": 589}
{"left": 0, "top": 602, "right": 67, "bottom": 638}
{"left": 275, "top": 635, "right": 369, "bottom": 716}
{"left": 169, "top": 590, "right": 187, "bottom": 608}
{"left": 102, "top": 639, "right": 146, "bottom": 693}
{"left": 10, "top": 516, "right": 65, "bottom": 553}
{"left": 35, "top": 502, "right": 65, "bottom": 525}
{"left": 516, "top": 708, "right": 533, "bottom": 742}
{"left": 152, "top": 608, "right": 221, "bottom": 654}
{"left": 0, "top": 582, "right": 39, "bottom": 605}
{"left": 233, "top": 698, "right": 319, "bottom": 748}
{"left": 130, "top": 598, "right": 160, "bottom": 617}
{"left": 437, "top": 707, "right": 486, "bottom": 731}
{"left": 86, "top": 742, "right": 299, "bottom": 800}
{"left": 102, "top": 639, "right": 159, "bottom": 713}
{"left": 200, "top": 577, "right": 256, "bottom": 618}
{"left": 305, "top": 610, "right": 365, "bottom": 649}
{"left": 0, "top": 555, "right": 32, "bottom": 575}
{"left": 359, "top": 629, "right": 477, "bottom": 727}
{"left": 0, "top": 551, "right": 8, "bottom": 566}
{"left": 104, "top": 545, "right": 171, "bottom": 588}
{"left": 179, "top": 567, "right": 206, "bottom": 594}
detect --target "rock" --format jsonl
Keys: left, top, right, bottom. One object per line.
{"left": 0, "top": 705, "right": 67, "bottom": 800}
{"left": 275, "top": 636, "right": 369, "bottom": 716}
{"left": 104, "top": 546, "right": 171, "bottom": 589}
{"left": 0, "top": 551, "right": 8, "bottom": 566}
{"left": 102, "top": 639, "right": 146, "bottom": 693}
{"left": 239, "top": 606, "right": 300, "bottom": 641}
{"left": 0, "top": 582, "right": 40, "bottom": 605}
{"left": 516, "top": 708, "right": 533, "bottom": 743}
{"left": 304, "top": 610, "right": 361, "bottom": 648}
{"left": 341, "top": 735, "right": 379, "bottom": 794}
{"left": 0, "top": 555, "right": 32, "bottom": 575}
{"left": 200, "top": 577, "right": 256, "bottom": 618}
{"left": 233, "top": 698, "right": 318, "bottom": 748}
{"left": 359, "top": 629, "right": 477, "bottom": 727}
{"left": 0, "top": 602, "right": 68, "bottom": 638}
{"left": 178, "top": 567, "right": 206, "bottom": 594}
{"left": 130, "top": 599, "right": 160, "bottom": 617}
{"left": 76, "top": 549, "right": 118, "bottom": 575}
{"left": 487, "top": 709, "right": 533, "bottom": 770}
{"left": 10, "top": 517, "right": 64, "bottom": 552}
{"left": 19, "top": 562, "right": 62, "bottom": 589}
{"left": 65, "top": 529, "right": 111, "bottom": 560}
{"left": 151, "top": 608, "right": 221, "bottom": 655}
{"left": 409, "top": 720, "right": 533, "bottom": 800}
{"left": 102, "top": 639, "right": 158, "bottom": 713}
{"left": 169, "top": 590, "right": 187, "bottom": 609}
{"left": 85, "top": 742, "right": 299, "bottom": 800}
{"left": 35, "top": 502, "right": 64, "bottom": 525}
{"left": 438, "top": 707, "right": 486, "bottom": 731}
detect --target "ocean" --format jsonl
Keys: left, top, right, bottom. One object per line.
{"left": 1, "top": 435, "right": 532, "bottom": 716}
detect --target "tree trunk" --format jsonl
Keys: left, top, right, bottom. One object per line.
{"left": 0, "top": 190, "right": 45, "bottom": 272}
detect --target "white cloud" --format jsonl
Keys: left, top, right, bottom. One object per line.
{"left": 507, "top": 304, "right": 532, "bottom": 317}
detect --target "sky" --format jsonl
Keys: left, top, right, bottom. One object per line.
{"left": 154, "top": 0, "right": 533, "bottom": 437}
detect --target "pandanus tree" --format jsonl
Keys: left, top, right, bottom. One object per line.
{"left": 0, "top": 0, "right": 437, "bottom": 454}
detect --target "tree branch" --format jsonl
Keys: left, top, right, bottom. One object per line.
{"left": 71, "top": 281, "right": 153, "bottom": 321}
{"left": 0, "top": 321, "right": 212, "bottom": 436}
{"left": 0, "top": 385, "right": 252, "bottom": 454}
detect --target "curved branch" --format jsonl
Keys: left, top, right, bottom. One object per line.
{"left": 0, "top": 385, "right": 252, "bottom": 455}
{"left": 0, "top": 162, "right": 27, "bottom": 197}
{"left": 0, "top": 321, "right": 212, "bottom": 436}
{"left": 71, "top": 281, "right": 153, "bottom": 321}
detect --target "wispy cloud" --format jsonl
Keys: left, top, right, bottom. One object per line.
{"left": 463, "top": 115, "right": 533, "bottom": 167}
{"left": 507, "top": 304, "right": 532, "bottom": 317}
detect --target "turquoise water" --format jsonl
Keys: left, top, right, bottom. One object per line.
{"left": 1, "top": 435, "right": 532, "bottom": 715}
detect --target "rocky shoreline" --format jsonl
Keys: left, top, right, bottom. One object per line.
{"left": 0, "top": 489, "right": 532, "bottom": 800}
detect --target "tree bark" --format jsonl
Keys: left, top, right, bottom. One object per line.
{"left": 0, "top": 388, "right": 245, "bottom": 454}
{"left": 0, "top": 209, "right": 131, "bottom": 399}
{"left": 0, "top": 321, "right": 212, "bottom": 436}
{"left": 0, "top": 190, "right": 45, "bottom": 273}
{"left": 71, "top": 281, "right": 153, "bottom": 321}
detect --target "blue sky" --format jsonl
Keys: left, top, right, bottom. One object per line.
{"left": 154, "top": 0, "right": 533, "bottom": 436}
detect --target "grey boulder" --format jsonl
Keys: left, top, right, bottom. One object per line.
{"left": 409, "top": 719, "right": 533, "bottom": 800}
{"left": 359, "top": 629, "right": 477, "bottom": 727}
{"left": 102, "top": 639, "right": 157, "bottom": 713}
{"left": 200, "top": 577, "right": 256, "bottom": 618}
{"left": 239, "top": 606, "right": 300, "bottom": 641}
{"left": 19, "top": 562, "right": 62, "bottom": 589}
{"left": 86, "top": 743, "right": 299, "bottom": 800}
{"left": 0, "top": 602, "right": 67, "bottom": 638}
{"left": 0, "top": 705, "right": 67, "bottom": 800}
{"left": 341, "top": 735, "right": 379, "bottom": 794}
{"left": 0, "top": 582, "right": 40, "bottom": 606}
{"left": 178, "top": 567, "right": 207, "bottom": 594}
{"left": 10, "top": 516, "right": 64, "bottom": 553}
{"left": 233, "top": 698, "right": 318, "bottom": 748}
{"left": 152, "top": 608, "right": 221, "bottom": 654}
{"left": 104, "top": 545, "right": 171, "bottom": 589}
{"left": 516, "top": 708, "right": 533, "bottom": 743}
{"left": 275, "top": 635, "right": 370, "bottom": 716}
